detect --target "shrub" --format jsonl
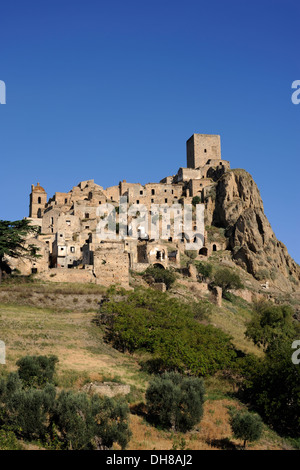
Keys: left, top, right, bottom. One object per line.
{"left": 0, "top": 360, "right": 131, "bottom": 449}
{"left": 146, "top": 372, "right": 205, "bottom": 432}
{"left": 0, "top": 429, "right": 22, "bottom": 450}
{"left": 212, "top": 267, "right": 243, "bottom": 295}
{"left": 5, "top": 384, "right": 56, "bottom": 439}
{"left": 192, "top": 196, "right": 201, "bottom": 206}
{"left": 184, "top": 250, "right": 197, "bottom": 260}
{"left": 143, "top": 266, "right": 176, "bottom": 290}
{"left": 52, "top": 391, "right": 131, "bottom": 450}
{"left": 229, "top": 410, "right": 263, "bottom": 448}
{"left": 239, "top": 339, "right": 300, "bottom": 436}
{"left": 245, "top": 304, "right": 297, "bottom": 351}
{"left": 16, "top": 355, "right": 59, "bottom": 387}
{"left": 99, "top": 288, "right": 236, "bottom": 376}
{"left": 195, "top": 261, "right": 213, "bottom": 280}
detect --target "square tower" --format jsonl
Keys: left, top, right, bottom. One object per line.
{"left": 186, "top": 134, "right": 221, "bottom": 169}
{"left": 29, "top": 183, "right": 47, "bottom": 218}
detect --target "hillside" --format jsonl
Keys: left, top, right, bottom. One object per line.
{"left": 0, "top": 275, "right": 298, "bottom": 450}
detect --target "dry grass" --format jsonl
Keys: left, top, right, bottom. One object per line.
{"left": 127, "top": 399, "right": 286, "bottom": 450}
{"left": 0, "top": 280, "right": 292, "bottom": 450}
{"left": 0, "top": 279, "right": 107, "bottom": 311}
{"left": 0, "top": 302, "right": 147, "bottom": 392}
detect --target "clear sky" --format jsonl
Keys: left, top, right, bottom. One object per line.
{"left": 0, "top": 0, "right": 299, "bottom": 262}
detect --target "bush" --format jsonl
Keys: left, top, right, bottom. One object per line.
{"left": 195, "top": 261, "right": 213, "bottom": 280}
{"left": 5, "top": 384, "right": 56, "bottom": 439}
{"left": 143, "top": 266, "right": 176, "bottom": 290}
{"left": 229, "top": 410, "right": 263, "bottom": 448}
{"left": 0, "top": 358, "right": 131, "bottom": 449}
{"left": 98, "top": 288, "right": 236, "bottom": 376}
{"left": 184, "top": 250, "right": 197, "bottom": 260}
{"left": 146, "top": 372, "right": 205, "bottom": 432}
{"left": 245, "top": 304, "right": 298, "bottom": 351}
{"left": 52, "top": 391, "right": 131, "bottom": 450}
{"left": 16, "top": 355, "right": 59, "bottom": 387}
{"left": 239, "top": 340, "right": 300, "bottom": 437}
{"left": 192, "top": 196, "right": 201, "bottom": 206}
{"left": 213, "top": 267, "right": 243, "bottom": 295}
{"left": 0, "top": 429, "right": 22, "bottom": 450}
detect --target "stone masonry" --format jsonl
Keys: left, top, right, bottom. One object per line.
{"left": 9, "top": 134, "right": 230, "bottom": 288}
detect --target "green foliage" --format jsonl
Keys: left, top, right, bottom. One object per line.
{"left": 0, "top": 356, "right": 131, "bottom": 449}
{"left": 52, "top": 391, "right": 131, "bottom": 450}
{"left": 184, "top": 250, "right": 198, "bottom": 260}
{"left": 239, "top": 339, "right": 300, "bottom": 437}
{"left": 229, "top": 410, "right": 263, "bottom": 447}
{"left": 146, "top": 372, "right": 205, "bottom": 432}
{"left": 0, "top": 429, "right": 23, "bottom": 450}
{"left": 212, "top": 267, "right": 243, "bottom": 294}
{"left": 0, "top": 370, "right": 56, "bottom": 440}
{"left": 195, "top": 261, "right": 213, "bottom": 280}
{"left": 245, "top": 303, "right": 298, "bottom": 351}
{"left": 143, "top": 266, "right": 176, "bottom": 290}
{"left": 98, "top": 288, "right": 236, "bottom": 376}
{"left": 0, "top": 219, "right": 40, "bottom": 281}
{"left": 192, "top": 196, "right": 201, "bottom": 206}
{"left": 5, "top": 384, "right": 56, "bottom": 439}
{"left": 16, "top": 355, "right": 59, "bottom": 387}
{"left": 236, "top": 303, "right": 300, "bottom": 438}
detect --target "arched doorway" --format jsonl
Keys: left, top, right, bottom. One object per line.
{"left": 153, "top": 263, "right": 165, "bottom": 270}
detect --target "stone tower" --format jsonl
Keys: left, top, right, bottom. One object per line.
{"left": 29, "top": 182, "right": 47, "bottom": 218}
{"left": 186, "top": 134, "right": 221, "bottom": 169}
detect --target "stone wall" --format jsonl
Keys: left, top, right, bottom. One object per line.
{"left": 82, "top": 382, "right": 131, "bottom": 398}
{"left": 93, "top": 242, "right": 130, "bottom": 288}
{"left": 187, "top": 134, "right": 221, "bottom": 169}
{"left": 36, "top": 267, "right": 96, "bottom": 283}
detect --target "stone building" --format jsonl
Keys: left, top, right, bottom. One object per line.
{"left": 10, "top": 134, "right": 230, "bottom": 288}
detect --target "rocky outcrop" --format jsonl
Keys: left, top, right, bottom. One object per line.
{"left": 212, "top": 169, "right": 300, "bottom": 291}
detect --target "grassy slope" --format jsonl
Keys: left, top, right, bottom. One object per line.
{"left": 0, "top": 279, "right": 293, "bottom": 450}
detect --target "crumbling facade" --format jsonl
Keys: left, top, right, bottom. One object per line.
{"left": 12, "top": 134, "right": 230, "bottom": 288}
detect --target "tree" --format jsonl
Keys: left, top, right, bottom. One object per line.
{"left": 146, "top": 372, "right": 205, "bottom": 432}
{"left": 195, "top": 261, "right": 213, "bottom": 280}
{"left": 212, "top": 267, "right": 243, "bottom": 295}
{"left": 143, "top": 266, "right": 176, "bottom": 290}
{"left": 245, "top": 303, "right": 298, "bottom": 351}
{"left": 16, "top": 355, "right": 59, "bottom": 387}
{"left": 240, "top": 339, "right": 300, "bottom": 436}
{"left": 5, "top": 384, "right": 56, "bottom": 440}
{"left": 98, "top": 288, "right": 236, "bottom": 376}
{"left": 0, "top": 357, "right": 131, "bottom": 449}
{"left": 52, "top": 391, "right": 131, "bottom": 450}
{"left": 0, "top": 219, "right": 40, "bottom": 282}
{"left": 229, "top": 410, "right": 263, "bottom": 448}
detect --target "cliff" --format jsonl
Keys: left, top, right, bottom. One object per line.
{"left": 212, "top": 169, "right": 300, "bottom": 292}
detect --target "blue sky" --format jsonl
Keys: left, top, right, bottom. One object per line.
{"left": 0, "top": 0, "right": 299, "bottom": 262}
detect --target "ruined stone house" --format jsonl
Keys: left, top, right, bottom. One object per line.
{"left": 10, "top": 134, "right": 230, "bottom": 288}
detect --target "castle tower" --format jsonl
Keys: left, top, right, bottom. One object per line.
{"left": 186, "top": 134, "right": 221, "bottom": 169}
{"left": 29, "top": 182, "right": 47, "bottom": 218}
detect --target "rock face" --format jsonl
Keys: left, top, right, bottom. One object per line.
{"left": 212, "top": 169, "right": 300, "bottom": 291}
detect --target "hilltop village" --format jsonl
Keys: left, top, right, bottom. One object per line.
{"left": 9, "top": 134, "right": 231, "bottom": 288}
